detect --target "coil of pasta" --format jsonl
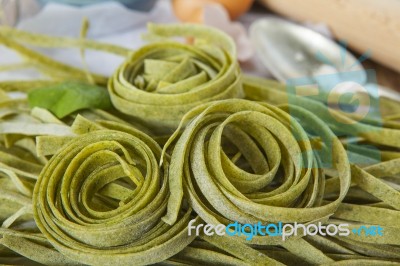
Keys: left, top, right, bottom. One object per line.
{"left": 32, "top": 121, "right": 195, "bottom": 266}
{"left": 108, "top": 23, "right": 242, "bottom": 131}
{"left": 163, "top": 99, "right": 351, "bottom": 245}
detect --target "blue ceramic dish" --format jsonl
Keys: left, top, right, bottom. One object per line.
{"left": 38, "top": 0, "right": 157, "bottom": 11}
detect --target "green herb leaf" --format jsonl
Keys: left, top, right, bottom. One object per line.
{"left": 28, "top": 82, "right": 112, "bottom": 118}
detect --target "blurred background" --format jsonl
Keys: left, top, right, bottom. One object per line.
{"left": 0, "top": 0, "right": 399, "bottom": 94}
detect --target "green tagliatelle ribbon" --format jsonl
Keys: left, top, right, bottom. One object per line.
{"left": 32, "top": 120, "right": 195, "bottom": 265}
{"left": 158, "top": 98, "right": 350, "bottom": 264}
{"left": 108, "top": 23, "right": 243, "bottom": 131}
{"left": 0, "top": 25, "right": 131, "bottom": 57}
{"left": 162, "top": 99, "right": 350, "bottom": 229}
{"left": 0, "top": 24, "right": 131, "bottom": 87}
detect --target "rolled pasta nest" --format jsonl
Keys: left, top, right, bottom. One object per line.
{"left": 108, "top": 24, "right": 243, "bottom": 131}
{"left": 33, "top": 120, "right": 194, "bottom": 265}
{"left": 163, "top": 99, "right": 351, "bottom": 230}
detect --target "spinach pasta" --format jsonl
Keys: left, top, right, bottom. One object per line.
{"left": 108, "top": 24, "right": 243, "bottom": 130}
{"left": 163, "top": 99, "right": 350, "bottom": 235}
{"left": 33, "top": 120, "right": 194, "bottom": 265}
{"left": 0, "top": 22, "right": 400, "bottom": 266}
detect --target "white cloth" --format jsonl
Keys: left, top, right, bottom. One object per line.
{"left": 0, "top": 0, "right": 177, "bottom": 80}
{"left": 0, "top": 0, "right": 331, "bottom": 80}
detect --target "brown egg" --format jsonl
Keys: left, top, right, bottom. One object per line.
{"left": 172, "top": 0, "right": 254, "bottom": 23}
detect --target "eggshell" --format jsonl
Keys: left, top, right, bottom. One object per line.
{"left": 172, "top": 0, "right": 254, "bottom": 22}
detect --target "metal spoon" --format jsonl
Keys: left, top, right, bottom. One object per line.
{"left": 249, "top": 17, "right": 400, "bottom": 101}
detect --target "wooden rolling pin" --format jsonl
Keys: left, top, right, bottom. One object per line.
{"left": 259, "top": 0, "right": 400, "bottom": 73}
